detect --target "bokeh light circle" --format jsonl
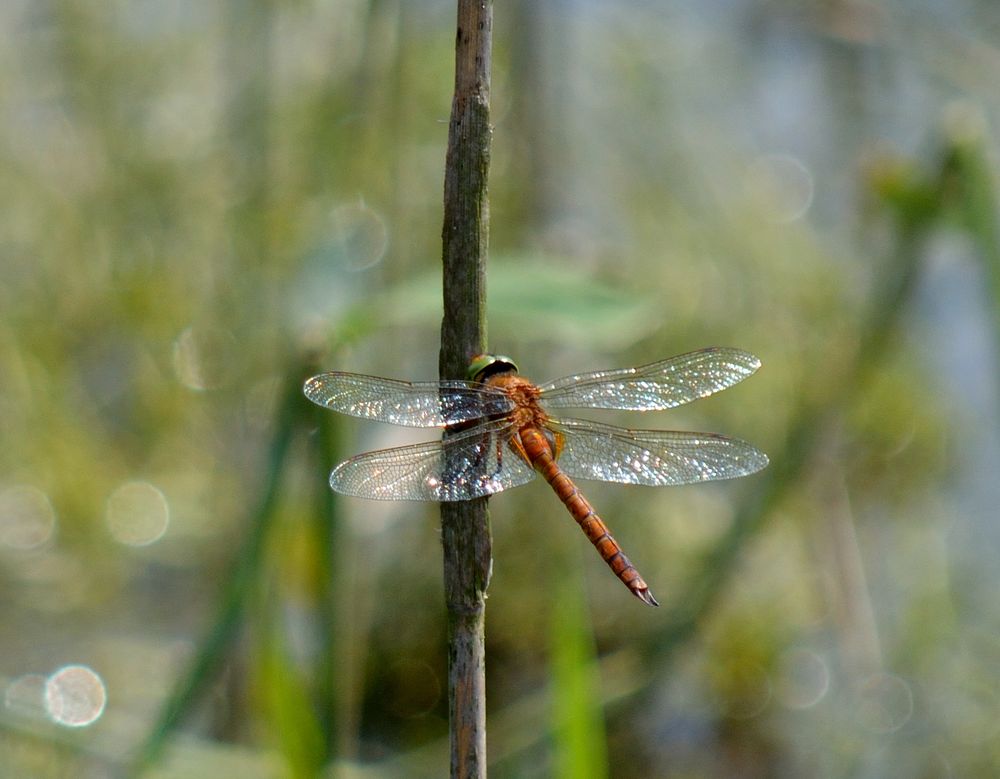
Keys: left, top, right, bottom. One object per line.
{"left": 745, "top": 153, "right": 814, "bottom": 223}
{"left": 722, "top": 663, "right": 773, "bottom": 720}
{"left": 106, "top": 480, "right": 170, "bottom": 546}
{"left": 0, "top": 485, "right": 56, "bottom": 550}
{"left": 385, "top": 658, "right": 441, "bottom": 719}
{"left": 328, "top": 200, "right": 388, "bottom": 271}
{"left": 4, "top": 674, "right": 47, "bottom": 718}
{"left": 776, "top": 648, "right": 830, "bottom": 710}
{"left": 856, "top": 672, "right": 913, "bottom": 734}
{"left": 172, "top": 326, "right": 237, "bottom": 391}
{"left": 44, "top": 665, "right": 107, "bottom": 727}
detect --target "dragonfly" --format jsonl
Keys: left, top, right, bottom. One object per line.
{"left": 304, "top": 348, "right": 768, "bottom": 606}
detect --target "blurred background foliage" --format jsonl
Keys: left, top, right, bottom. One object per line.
{"left": 2, "top": 1, "right": 1000, "bottom": 777}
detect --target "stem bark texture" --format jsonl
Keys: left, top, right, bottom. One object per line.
{"left": 439, "top": 2, "right": 494, "bottom": 778}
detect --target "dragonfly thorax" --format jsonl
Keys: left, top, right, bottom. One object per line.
{"left": 485, "top": 373, "right": 549, "bottom": 432}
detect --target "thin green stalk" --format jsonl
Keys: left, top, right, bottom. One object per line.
{"left": 549, "top": 558, "right": 609, "bottom": 779}
{"left": 311, "top": 397, "right": 346, "bottom": 763}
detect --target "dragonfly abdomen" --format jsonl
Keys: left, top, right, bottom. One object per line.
{"left": 518, "top": 427, "right": 659, "bottom": 607}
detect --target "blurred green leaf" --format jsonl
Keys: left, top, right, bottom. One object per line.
{"left": 549, "top": 562, "right": 609, "bottom": 779}
{"left": 256, "top": 623, "right": 326, "bottom": 779}
{"left": 334, "top": 254, "right": 658, "bottom": 350}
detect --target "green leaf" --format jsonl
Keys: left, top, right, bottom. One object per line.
{"left": 549, "top": 563, "right": 609, "bottom": 779}
{"left": 256, "top": 622, "right": 326, "bottom": 779}
{"left": 335, "top": 253, "right": 658, "bottom": 350}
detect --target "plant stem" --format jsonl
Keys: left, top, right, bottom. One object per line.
{"left": 439, "top": 2, "right": 494, "bottom": 777}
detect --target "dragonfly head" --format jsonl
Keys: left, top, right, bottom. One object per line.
{"left": 467, "top": 353, "right": 519, "bottom": 382}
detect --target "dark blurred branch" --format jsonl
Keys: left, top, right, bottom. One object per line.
{"left": 439, "top": 2, "right": 494, "bottom": 777}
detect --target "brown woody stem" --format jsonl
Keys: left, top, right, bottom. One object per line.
{"left": 439, "top": 1, "right": 493, "bottom": 777}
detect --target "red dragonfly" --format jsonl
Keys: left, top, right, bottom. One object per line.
{"left": 304, "top": 348, "right": 768, "bottom": 606}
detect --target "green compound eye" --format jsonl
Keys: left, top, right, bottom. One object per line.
{"left": 466, "top": 353, "right": 518, "bottom": 381}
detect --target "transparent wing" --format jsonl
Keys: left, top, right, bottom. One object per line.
{"left": 330, "top": 419, "right": 536, "bottom": 501}
{"left": 551, "top": 418, "right": 768, "bottom": 486}
{"left": 304, "top": 372, "right": 514, "bottom": 427}
{"left": 539, "top": 347, "right": 761, "bottom": 411}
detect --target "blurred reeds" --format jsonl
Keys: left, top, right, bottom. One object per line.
{"left": 2, "top": 2, "right": 1000, "bottom": 778}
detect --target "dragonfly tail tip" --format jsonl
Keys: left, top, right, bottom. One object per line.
{"left": 635, "top": 588, "right": 659, "bottom": 607}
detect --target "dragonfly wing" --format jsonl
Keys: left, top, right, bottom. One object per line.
{"left": 551, "top": 418, "right": 768, "bottom": 486}
{"left": 304, "top": 373, "right": 513, "bottom": 427}
{"left": 539, "top": 347, "right": 761, "bottom": 411}
{"left": 330, "top": 420, "right": 536, "bottom": 501}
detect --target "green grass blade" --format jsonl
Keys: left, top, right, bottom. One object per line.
{"left": 130, "top": 364, "right": 308, "bottom": 775}
{"left": 256, "top": 610, "right": 326, "bottom": 779}
{"left": 549, "top": 561, "right": 609, "bottom": 779}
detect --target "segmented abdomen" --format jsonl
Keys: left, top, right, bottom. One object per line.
{"left": 517, "top": 426, "right": 659, "bottom": 606}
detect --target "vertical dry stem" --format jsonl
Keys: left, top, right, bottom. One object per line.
{"left": 439, "top": 2, "right": 493, "bottom": 777}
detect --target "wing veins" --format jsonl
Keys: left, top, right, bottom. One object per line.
{"left": 551, "top": 417, "right": 769, "bottom": 486}
{"left": 329, "top": 419, "right": 535, "bottom": 501}
{"left": 304, "top": 372, "right": 513, "bottom": 427}
{"left": 539, "top": 347, "right": 761, "bottom": 411}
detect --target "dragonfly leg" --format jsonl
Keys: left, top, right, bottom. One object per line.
{"left": 490, "top": 435, "right": 506, "bottom": 480}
